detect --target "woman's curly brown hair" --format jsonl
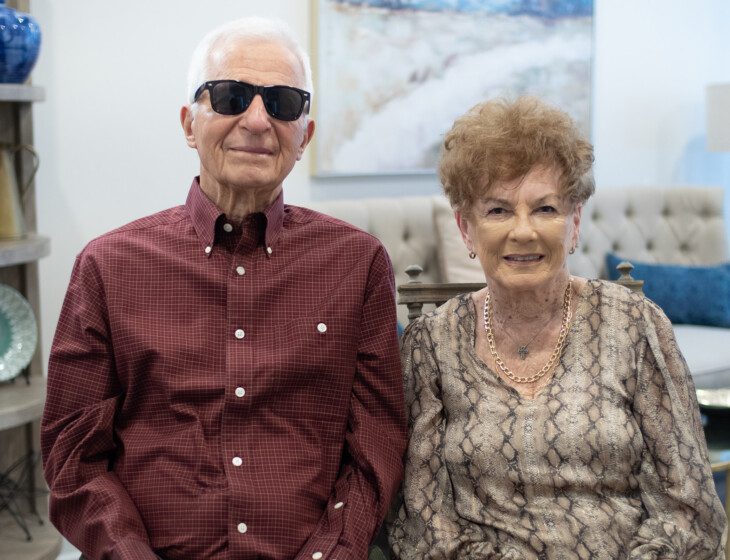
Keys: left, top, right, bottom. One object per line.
{"left": 439, "top": 96, "right": 595, "bottom": 214}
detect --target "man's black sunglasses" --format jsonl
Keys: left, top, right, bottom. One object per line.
{"left": 193, "top": 80, "right": 310, "bottom": 121}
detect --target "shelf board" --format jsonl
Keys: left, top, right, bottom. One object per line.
{"left": 0, "top": 235, "right": 50, "bottom": 267}
{"left": 1, "top": 498, "right": 63, "bottom": 560}
{"left": 0, "top": 374, "right": 46, "bottom": 431}
{"left": 0, "top": 84, "right": 45, "bottom": 102}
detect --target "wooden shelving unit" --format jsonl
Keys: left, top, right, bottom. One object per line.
{"left": 0, "top": 83, "right": 45, "bottom": 103}
{"left": 0, "top": 3, "right": 60, "bottom": 556}
{"left": 1, "top": 376, "right": 60, "bottom": 559}
{"left": 0, "top": 235, "right": 51, "bottom": 267}
{"left": 0, "top": 375, "right": 47, "bottom": 431}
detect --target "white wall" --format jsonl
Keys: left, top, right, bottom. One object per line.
{"left": 25, "top": 2, "right": 730, "bottom": 554}
{"left": 591, "top": 1, "right": 730, "bottom": 188}
{"left": 29, "top": 0, "right": 730, "bottom": 393}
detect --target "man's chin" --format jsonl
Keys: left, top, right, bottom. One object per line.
{"left": 226, "top": 171, "right": 280, "bottom": 192}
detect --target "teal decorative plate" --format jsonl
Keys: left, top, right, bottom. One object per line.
{"left": 0, "top": 283, "right": 37, "bottom": 382}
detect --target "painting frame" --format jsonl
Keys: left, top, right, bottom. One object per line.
{"left": 310, "top": 0, "right": 594, "bottom": 178}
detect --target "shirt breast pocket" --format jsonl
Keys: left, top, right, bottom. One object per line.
{"left": 271, "top": 315, "right": 358, "bottom": 396}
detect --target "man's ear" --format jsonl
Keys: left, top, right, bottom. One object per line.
{"left": 296, "top": 119, "right": 316, "bottom": 161}
{"left": 180, "top": 105, "right": 196, "bottom": 149}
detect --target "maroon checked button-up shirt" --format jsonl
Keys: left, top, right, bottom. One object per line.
{"left": 41, "top": 179, "right": 406, "bottom": 560}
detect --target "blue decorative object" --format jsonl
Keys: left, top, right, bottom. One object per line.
{"left": 606, "top": 253, "right": 730, "bottom": 327}
{"left": 0, "top": 0, "right": 41, "bottom": 84}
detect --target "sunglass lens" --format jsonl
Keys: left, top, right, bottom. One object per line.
{"left": 210, "top": 82, "right": 252, "bottom": 115}
{"left": 264, "top": 87, "right": 304, "bottom": 121}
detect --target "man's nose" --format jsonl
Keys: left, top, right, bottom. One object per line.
{"left": 238, "top": 94, "right": 271, "bottom": 132}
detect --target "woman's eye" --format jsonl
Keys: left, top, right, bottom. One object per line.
{"left": 487, "top": 207, "right": 506, "bottom": 215}
{"left": 537, "top": 205, "right": 557, "bottom": 213}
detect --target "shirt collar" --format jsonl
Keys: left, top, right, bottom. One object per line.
{"left": 186, "top": 177, "right": 222, "bottom": 254}
{"left": 262, "top": 189, "right": 284, "bottom": 253}
{"left": 185, "top": 177, "right": 285, "bottom": 255}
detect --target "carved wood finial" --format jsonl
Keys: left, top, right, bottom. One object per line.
{"left": 615, "top": 261, "right": 644, "bottom": 293}
{"left": 404, "top": 264, "right": 423, "bottom": 283}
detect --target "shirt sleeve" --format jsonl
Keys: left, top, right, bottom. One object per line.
{"left": 295, "top": 246, "right": 407, "bottom": 560}
{"left": 387, "top": 314, "right": 494, "bottom": 559}
{"left": 628, "top": 301, "right": 728, "bottom": 560}
{"left": 41, "top": 252, "right": 158, "bottom": 560}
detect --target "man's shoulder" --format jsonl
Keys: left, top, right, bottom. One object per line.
{"left": 285, "top": 204, "right": 384, "bottom": 247}
{"left": 82, "top": 205, "right": 188, "bottom": 255}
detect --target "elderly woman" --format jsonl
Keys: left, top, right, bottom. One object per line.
{"left": 387, "top": 97, "right": 727, "bottom": 559}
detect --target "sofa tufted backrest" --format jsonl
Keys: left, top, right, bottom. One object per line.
{"left": 572, "top": 187, "right": 728, "bottom": 278}
{"left": 310, "top": 186, "right": 728, "bottom": 288}
{"left": 309, "top": 196, "right": 443, "bottom": 284}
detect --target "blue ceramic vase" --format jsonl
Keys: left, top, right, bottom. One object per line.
{"left": 0, "top": 0, "right": 41, "bottom": 83}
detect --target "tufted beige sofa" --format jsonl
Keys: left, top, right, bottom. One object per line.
{"left": 311, "top": 186, "right": 730, "bottom": 390}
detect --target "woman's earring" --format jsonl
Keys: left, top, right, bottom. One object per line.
{"left": 468, "top": 251, "right": 477, "bottom": 260}
{"left": 569, "top": 242, "right": 578, "bottom": 255}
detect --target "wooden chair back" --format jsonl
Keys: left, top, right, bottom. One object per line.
{"left": 397, "top": 260, "right": 643, "bottom": 324}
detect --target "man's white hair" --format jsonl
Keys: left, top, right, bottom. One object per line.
{"left": 186, "top": 16, "right": 313, "bottom": 105}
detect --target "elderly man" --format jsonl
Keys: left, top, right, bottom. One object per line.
{"left": 41, "top": 17, "right": 406, "bottom": 560}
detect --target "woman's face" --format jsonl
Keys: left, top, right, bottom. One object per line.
{"left": 455, "top": 165, "right": 582, "bottom": 294}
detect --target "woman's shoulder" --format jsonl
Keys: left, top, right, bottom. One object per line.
{"left": 585, "top": 278, "right": 669, "bottom": 326}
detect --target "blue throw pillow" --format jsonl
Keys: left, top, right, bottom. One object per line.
{"left": 605, "top": 253, "right": 730, "bottom": 327}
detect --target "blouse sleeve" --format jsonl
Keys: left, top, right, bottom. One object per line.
{"left": 387, "top": 316, "right": 493, "bottom": 559}
{"left": 629, "top": 300, "right": 728, "bottom": 559}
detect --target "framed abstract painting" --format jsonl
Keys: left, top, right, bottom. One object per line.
{"left": 311, "top": 0, "right": 594, "bottom": 176}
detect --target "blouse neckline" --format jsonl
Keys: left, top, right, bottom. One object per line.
{"left": 460, "top": 279, "right": 599, "bottom": 402}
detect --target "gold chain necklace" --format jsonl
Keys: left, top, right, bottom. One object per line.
{"left": 483, "top": 280, "right": 573, "bottom": 384}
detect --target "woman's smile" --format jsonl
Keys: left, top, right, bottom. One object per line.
{"left": 504, "top": 253, "right": 544, "bottom": 264}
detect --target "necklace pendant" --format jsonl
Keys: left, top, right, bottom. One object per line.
{"left": 517, "top": 346, "right": 529, "bottom": 360}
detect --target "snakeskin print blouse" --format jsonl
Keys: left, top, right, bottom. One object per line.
{"left": 388, "top": 280, "right": 727, "bottom": 559}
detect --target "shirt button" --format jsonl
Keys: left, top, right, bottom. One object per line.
{"left": 312, "top": 553, "right": 323, "bottom": 560}
{"left": 334, "top": 501, "right": 344, "bottom": 509}
{"left": 235, "top": 329, "right": 245, "bottom": 339}
{"left": 237, "top": 522, "right": 247, "bottom": 534}
{"left": 204, "top": 245, "right": 212, "bottom": 254}
{"left": 236, "top": 266, "right": 245, "bottom": 276}
{"left": 232, "top": 456, "right": 243, "bottom": 467}
{"left": 223, "top": 223, "right": 233, "bottom": 233}
{"left": 266, "top": 246, "right": 273, "bottom": 255}
{"left": 235, "top": 387, "right": 246, "bottom": 398}
{"left": 317, "top": 323, "right": 327, "bottom": 334}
